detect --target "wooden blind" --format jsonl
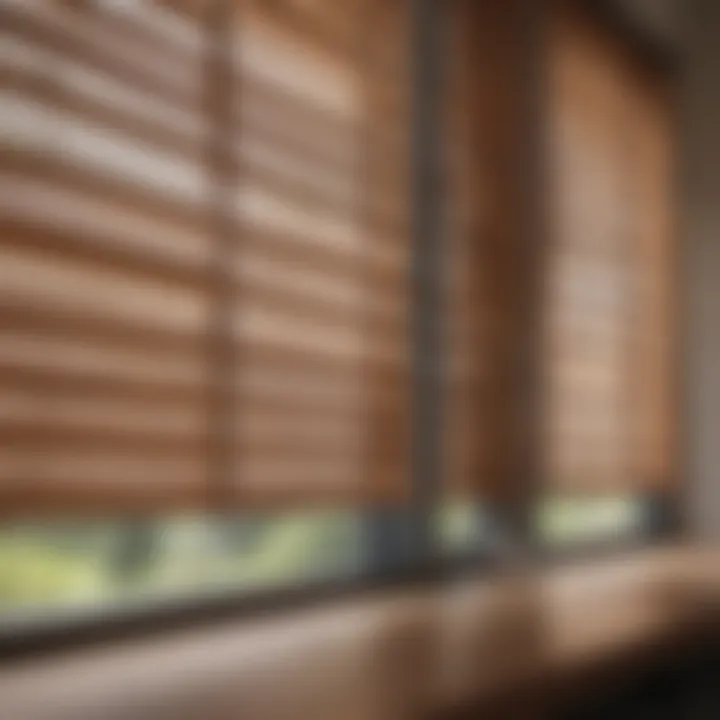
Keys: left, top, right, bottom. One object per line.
{"left": 444, "top": 0, "right": 478, "bottom": 498}
{"left": 359, "top": 0, "right": 413, "bottom": 505}
{"left": 0, "top": 0, "right": 675, "bottom": 515}
{"left": 0, "top": 1, "right": 211, "bottom": 511}
{"left": 444, "top": 0, "right": 536, "bottom": 501}
{"left": 545, "top": 3, "right": 676, "bottom": 495}
{"left": 443, "top": 0, "right": 676, "bottom": 502}
{"left": 626, "top": 71, "right": 676, "bottom": 492}
{"left": 0, "top": 0, "right": 412, "bottom": 514}
{"left": 233, "top": 0, "right": 412, "bottom": 507}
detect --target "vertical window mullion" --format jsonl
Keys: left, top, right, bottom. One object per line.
{"left": 409, "top": 0, "right": 445, "bottom": 572}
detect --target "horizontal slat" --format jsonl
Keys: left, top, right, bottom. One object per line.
{"left": 236, "top": 460, "right": 363, "bottom": 494}
{"left": 0, "top": 359, "right": 404, "bottom": 421}
{"left": 0, "top": 363, "right": 203, "bottom": 405}
{"left": 0, "top": 452, "right": 205, "bottom": 491}
{"left": 0, "top": 214, "right": 210, "bottom": 290}
{"left": 0, "top": 386, "right": 202, "bottom": 432}
{"left": 0, "top": 422, "right": 205, "bottom": 454}
{"left": 0, "top": 146, "right": 206, "bottom": 228}
{"left": 0, "top": 484, "right": 207, "bottom": 516}
{"left": 247, "top": 0, "right": 363, "bottom": 68}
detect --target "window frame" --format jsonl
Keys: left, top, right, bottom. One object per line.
{"left": 0, "top": 0, "right": 682, "bottom": 662}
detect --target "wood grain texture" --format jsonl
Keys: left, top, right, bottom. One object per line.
{"left": 0, "top": 0, "right": 414, "bottom": 513}
{"left": 445, "top": 0, "right": 540, "bottom": 501}
{"left": 544, "top": 1, "right": 676, "bottom": 494}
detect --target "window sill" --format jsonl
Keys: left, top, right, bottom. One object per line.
{"left": 1, "top": 544, "right": 718, "bottom": 720}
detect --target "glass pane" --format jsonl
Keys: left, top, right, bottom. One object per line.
{"left": 0, "top": 512, "right": 363, "bottom": 621}
{"left": 538, "top": 497, "right": 645, "bottom": 547}
{"left": 436, "top": 502, "right": 486, "bottom": 554}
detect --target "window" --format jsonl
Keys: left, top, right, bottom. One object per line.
{"left": 0, "top": 0, "right": 677, "bottom": 634}
{"left": 437, "top": 503, "right": 486, "bottom": 554}
{"left": 537, "top": 497, "right": 647, "bottom": 548}
{"left": 0, "top": 513, "right": 364, "bottom": 621}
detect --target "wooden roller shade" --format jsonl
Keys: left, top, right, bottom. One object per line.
{"left": 0, "top": 0, "right": 412, "bottom": 514}
{"left": 544, "top": 2, "right": 676, "bottom": 495}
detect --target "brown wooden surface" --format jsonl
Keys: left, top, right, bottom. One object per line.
{"left": 1, "top": 0, "right": 678, "bottom": 512}
{"left": 544, "top": 1, "right": 676, "bottom": 495}
{"left": 1, "top": 545, "right": 718, "bottom": 719}
{"left": 358, "top": 0, "right": 412, "bottom": 505}
{"left": 0, "top": 0, "right": 414, "bottom": 513}
{"left": 445, "top": 0, "right": 541, "bottom": 502}
{"left": 0, "top": 2, "right": 212, "bottom": 513}
{"left": 625, "top": 69, "right": 677, "bottom": 493}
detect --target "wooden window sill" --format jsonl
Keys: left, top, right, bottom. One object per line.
{"left": 1, "top": 544, "right": 718, "bottom": 720}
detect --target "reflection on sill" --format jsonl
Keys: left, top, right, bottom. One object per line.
{"left": 0, "top": 545, "right": 718, "bottom": 720}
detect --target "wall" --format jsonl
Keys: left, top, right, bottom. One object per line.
{"left": 683, "top": 0, "right": 720, "bottom": 539}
